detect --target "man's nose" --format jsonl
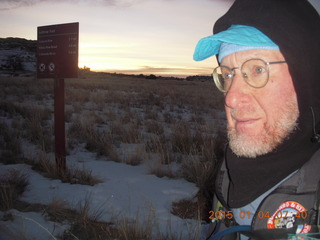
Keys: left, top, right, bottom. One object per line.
{"left": 224, "top": 72, "right": 251, "bottom": 109}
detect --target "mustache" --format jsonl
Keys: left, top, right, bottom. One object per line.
{"left": 230, "top": 106, "right": 258, "bottom": 119}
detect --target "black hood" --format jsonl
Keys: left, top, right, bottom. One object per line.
{"left": 213, "top": 0, "right": 320, "bottom": 208}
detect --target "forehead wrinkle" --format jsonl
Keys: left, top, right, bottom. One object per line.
{"left": 221, "top": 49, "right": 285, "bottom": 68}
{"left": 221, "top": 51, "right": 241, "bottom": 68}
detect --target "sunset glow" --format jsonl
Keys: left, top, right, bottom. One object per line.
{"left": 1, "top": 0, "right": 319, "bottom": 77}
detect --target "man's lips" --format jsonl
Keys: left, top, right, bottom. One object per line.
{"left": 230, "top": 109, "right": 262, "bottom": 131}
{"left": 234, "top": 117, "right": 261, "bottom": 132}
{"left": 235, "top": 118, "right": 260, "bottom": 123}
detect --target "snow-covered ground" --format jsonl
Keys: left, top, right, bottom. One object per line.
{"left": 0, "top": 76, "right": 226, "bottom": 240}
{"left": 0, "top": 146, "right": 200, "bottom": 239}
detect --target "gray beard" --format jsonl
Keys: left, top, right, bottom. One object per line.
{"left": 228, "top": 101, "right": 299, "bottom": 158}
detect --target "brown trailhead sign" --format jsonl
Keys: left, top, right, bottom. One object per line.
{"left": 37, "top": 22, "right": 79, "bottom": 78}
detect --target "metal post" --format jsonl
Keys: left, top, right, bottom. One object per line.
{"left": 54, "top": 78, "right": 66, "bottom": 171}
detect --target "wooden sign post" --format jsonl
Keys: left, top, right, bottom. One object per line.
{"left": 37, "top": 22, "right": 79, "bottom": 171}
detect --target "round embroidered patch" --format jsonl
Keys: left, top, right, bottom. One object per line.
{"left": 267, "top": 201, "right": 311, "bottom": 233}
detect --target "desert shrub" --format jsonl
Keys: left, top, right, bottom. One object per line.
{"left": 171, "top": 198, "right": 200, "bottom": 220}
{"left": 120, "top": 144, "right": 147, "bottom": 166}
{"left": 45, "top": 198, "right": 75, "bottom": 223}
{"left": 144, "top": 106, "right": 159, "bottom": 121}
{"left": 0, "top": 169, "right": 29, "bottom": 211}
{"left": 171, "top": 121, "right": 206, "bottom": 155}
{"left": 31, "top": 153, "right": 102, "bottom": 186}
{"left": 180, "top": 131, "right": 227, "bottom": 222}
{"left": 145, "top": 120, "right": 164, "bottom": 135}
{"left": 148, "top": 162, "right": 176, "bottom": 179}
{"left": 24, "top": 107, "right": 53, "bottom": 152}
{"left": 109, "top": 122, "right": 142, "bottom": 144}
{"left": 146, "top": 135, "right": 174, "bottom": 164}
{"left": 0, "top": 101, "right": 22, "bottom": 117}
{"left": 163, "top": 112, "right": 176, "bottom": 124}
{"left": 61, "top": 195, "right": 112, "bottom": 240}
{"left": 0, "top": 121, "right": 22, "bottom": 164}
{"left": 68, "top": 120, "right": 114, "bottom": 157}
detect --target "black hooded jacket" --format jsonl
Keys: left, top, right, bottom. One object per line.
{"left": 213, "top": 0, "right": 320, "bottom": 209}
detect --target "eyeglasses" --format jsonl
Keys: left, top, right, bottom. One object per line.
{"left": 212, "top": 58, "right": 287, "bottom": 93}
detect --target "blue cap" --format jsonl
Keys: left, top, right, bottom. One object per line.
{"left": 193, "top": 25, "right": 279, "bottom": 62}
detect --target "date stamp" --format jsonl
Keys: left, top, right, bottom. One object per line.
{"left": 209, "top": 210, "right": 308, "bottom": 220}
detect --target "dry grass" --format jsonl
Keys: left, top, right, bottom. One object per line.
{"left": 0, "top": 169, "right": 29, "bottom": 211}
{"left": 24, "top": 107, "right": 53, "bottom": 152}
{"left": 171, "top": 198, "right": 200, "bottom": 220}
{"left": 0, "top": 100, "right": 53, "bottom": 153}
{"left": 62, "top": 196, "right": 108, "bottom": 240}
{"left": 0, "top": 121, "right": 22, "bottom": 164}
{"left": 68, "top": 120, "right": 115, "bottom": 157}
{"left": 0, "top": 74, "right": 226, "bottom": 238}
{"left": 31, "top": 152, "right": 102, "bottom": 186}
{"left": 119, "top": 143, "right": 147, "bottom": 166}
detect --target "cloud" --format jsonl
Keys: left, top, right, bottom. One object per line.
{"left": 111, "top": 65, "right": 211, "bottom": 78}
{"left": 0, "top": 0, "right": 145, "bottom": 11}
{"left": 0, "top": 0, "right": 35, "bottom": 10}
{"left": 208, "top": 0, "right": 235, "bottom": 3}
{"left": 0, "top": 0, "right": 235, "bottom": 11}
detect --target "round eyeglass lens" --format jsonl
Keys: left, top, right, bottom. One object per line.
{"left": 213, "top": 66, "right": 233, "bottom": 92}
{"left": 241, "top": 59, "right": 269, "bottom": 88}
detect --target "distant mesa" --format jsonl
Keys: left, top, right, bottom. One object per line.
{"left": 0, "top": 37, "right": 211, "bottom": 81}
{"left": 0, "top": 37, "right": 36, "bottom": 77}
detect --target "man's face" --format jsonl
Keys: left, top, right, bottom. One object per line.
{"left": 222, "top": 49, "right": 299, "bottom": 158}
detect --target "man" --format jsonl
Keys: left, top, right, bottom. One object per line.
{"left": 193, "top": 0, "right": 320, "bottom": 239}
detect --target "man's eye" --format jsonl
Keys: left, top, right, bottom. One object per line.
{"left": 224, "top": 73, "right": 232, "bottom": 79}
{"left": 255, "top": 66, "right": 266, "bottom": 74}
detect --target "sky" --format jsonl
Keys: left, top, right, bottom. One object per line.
{"left": 0, "top": 0, "right": 235, "bottom": 77}
{"left": 0, "top": 0, "right": 319, "bottom": 77}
